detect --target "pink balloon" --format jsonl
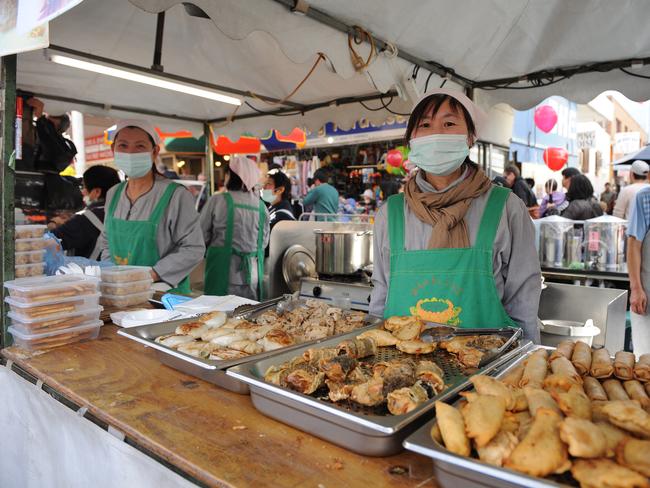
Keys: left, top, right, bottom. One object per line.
{"left": 386, "top": 149, "right": 403, "bottom": 168}
{"left": 534, "top": 105, "right": 558, "bottom": 133}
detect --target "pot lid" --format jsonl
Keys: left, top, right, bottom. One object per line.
{"left": 585, "top": 215, "right": 627, "bottom": 224}
{"left": 538, "top": 215, "right": 574, "bottom": 223}
{"left": 282, "top": 245, "right": 317, "bottom": 292}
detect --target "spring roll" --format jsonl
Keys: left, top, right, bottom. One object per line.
{"left": 461, "top": 394, "right": 506, "bottom": 448}
{"left": 550, "top": 340, "right": 575, "bottom": 361}
{"left": 504, "top": 408, "right": 571, "bottom": 477}
{"left": 523, "top": 386, "right": 562, "bottom": 416}
{"left": 519, "top": 349, "right": 548, "bottom": 389}
{"left": 559, "top": 417, "right": 607, "bottom": 458}
{"left": 603, "top": 379, "right": 630, "bottom": 401}
{"left": 550, "top": 356, "right": 582, "bottom": 384}
{"left": 616, "top": 438, "right": 650, "bottom": 477}
{"left": 435, "top": 401, "right": 470, "bottom": 456}
{"left": 590, "top": 348, "right": 614, "bottom": 379}
{"left": 571, "top": 341, "right": 592, "bottom": 376}
{"left": 614, "top": 351, "right": 636, "bottom": 381}
{"left": 635, "top": 353, "right": 650, "bottom": 383}
{"left": 583, "top": 376, "right": 608, "bottom": 401}
{"left": 623, "top": 380, "right": 650, "bottom": 409}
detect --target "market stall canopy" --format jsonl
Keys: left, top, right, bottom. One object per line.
{"left": 612, "top": 144, "right": 650, "bottom": 170}
{"left": 15, "top": 0, "right": 650, "bottom": 138}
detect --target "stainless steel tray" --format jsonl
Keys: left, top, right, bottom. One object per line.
{"left": 227, "top": 328, "right": 530, "bottom": 456}
{"left": 117, "top": 297, "right": 378, "bottom": 394}
{"left": 403, "top": 344, "right": 572, "bottom": 488}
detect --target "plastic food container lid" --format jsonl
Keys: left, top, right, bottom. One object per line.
{"left": 15, "top": 224, "right": 47, "bottom": 234}
{"left": 7, "top": 305, "right": 103, "bottom": 324}
{"left": 8, "top": 319, "right": 102, "bottom": 340}
{"left": 101, "top": 290, "right": 154, "bottom": 300}
{"left": 101, "top": 266, "right": 151, "bottom": 279}
{"left": 5, "top": 274, "right": 100, "bottom": 293}
{"left": 5, "top": 293, "right": 101, "bottom": 308}
{"left": 100, "top": 278, "right": 153, "bottom": 290}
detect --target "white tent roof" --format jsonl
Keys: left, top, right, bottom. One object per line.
{"left": 16, "top": 0, "right": 650, "bottom": 137}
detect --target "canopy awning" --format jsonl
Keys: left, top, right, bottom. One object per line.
{"left": 612, "top": 144, "right": 650, "bottom": 169}
{"left": 15, "top": 0, "right": 650, "bottom": 138}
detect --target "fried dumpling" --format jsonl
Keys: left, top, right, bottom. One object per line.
{"left": 175, "top": 321, "right": 210, "bottom": 338}
{"left": 460, "top": 394, "right": 506, "bottom": 448}
{"left": 552, "top": 384, "right": 592, "bottom": 419}
{"left": 602, "top": 400, "right": 650, "bottom": 438}
{"left": 228, "top": 339, "right": 264, "bottom": 355}
{"left": 395, "top": 340, "right": 436, "bottom": 355}
{"left": 199, "top": 310, "right": 227, "bottom": 328}
{"left": 470, "top": 375, "right": 515, "bottom": 410}
{"left": 435, "top": 401, "right": 471, "bottom": 457}
{"left": 523, "top": 386, "right": 562, "bottom": 416}
{"left": 559, "top": 417, "right": 607, "bottom": 458}
{"left": 387, "top": 381, "right": 430, "bottom": 415}
{"left": 476, "top": 430, "right": 519, "bottom": 467}
{"left": 176, "top": 340, "right": 215, "bottom": 358}
{"left": 356, "top": 329, "right": 399, "bottom": 346}
{"left": 571, "top": 459, "right": 650, "bottom": 488}
{"left": 209, "top": 332, "right": 247, "bottom": 347}
{"left": 154, "top": 333, "right": 195, "bottom": 348}
{"left": 259, "top": 328, "right": 294, "bottom": 351}
{"left": 209, "top": 348, "right": 249, "bottom": 361}
{"left": 616, "top": 438, "right": 650, "bottom": 477}
{"left": 595, "top": 421, "right": 629, "bottom": 458}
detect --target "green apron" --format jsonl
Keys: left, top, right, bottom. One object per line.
{"left": 384, "top": 187, "right": 518, "bottom": 329}
{"left": 105, "top": 182, "right": 191, "bottom": 294}
{"left": 203, "top": 192, "right": 266, "bottom": 299}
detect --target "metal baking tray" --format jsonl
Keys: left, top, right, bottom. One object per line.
{"left": 402, "top": 344, "right": 573, "bottom": 488}
{"left": 117, "top": 296, "right": 378, "bottom": 394}
{"left": 227, "top": 327, "right": 530, "bottom": 456}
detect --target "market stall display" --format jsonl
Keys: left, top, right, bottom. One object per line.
{"left": 228, "top": 320, "right": 524, "bottom": 456}
{"left": 99, "top": 266, "right": 153, "bottom": 307}
{"left": 14, "top": 225, "right": 48, "bottom": 277}
{"left": 404, "top": 343, "right": 650, "bottom": 488}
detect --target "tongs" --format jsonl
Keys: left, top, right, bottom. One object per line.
{"left": 231, "top": 294, "right": 294, "bottom": 319}
{"left": 421, "top": 325, "right": 523, "bottom": 368}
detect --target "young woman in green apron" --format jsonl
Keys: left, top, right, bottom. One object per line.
{"left": 369, "top": 89, "right": 541, "bottom": 341}
{"left": 99, "top": 120, "right": 206, "bottom": 293}
{"left": 200, "top": 156, "right": 269, "bottom": 300}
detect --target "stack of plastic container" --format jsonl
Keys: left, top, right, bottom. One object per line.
{"left": 15, "top": 225, "right": 48, "bottom": 278}
{"left": 100, "top": 266, "right": 154, "bottom": 308}
{"left": 4, "top": 275, "right": 103, "bottom": 352}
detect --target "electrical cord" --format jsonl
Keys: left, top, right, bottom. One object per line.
{"left": 348, "top": 25, "right": 376, "bottom": 72}
{"left": 620, "top": 67, "right": 650, "bottom": 79}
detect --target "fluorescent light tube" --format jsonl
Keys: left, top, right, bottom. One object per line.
{"left": 50, "top": 54, "right": 241, "bottom": 106}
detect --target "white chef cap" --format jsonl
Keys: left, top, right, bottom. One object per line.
{"left": 230, "top": 156, "right": 261, "bottom": 191}
{"left": 411, "top": 87, "right": 488, "bottom": 138}
{"left": 114, "top": 119, "right": 160, "bottom": 145}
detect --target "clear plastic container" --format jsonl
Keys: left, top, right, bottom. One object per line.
{"left": 9, "top": 306, "right": 103, "bottom": 334}
{"left": 5, "top": 294, "right": 101, "bottom": 321}
{"left": 14, "top": 262, "right": 45, "bottom": 278}
{"left": 8, "top": 320, "right": 102, "bottom": 352}
{"left": 15, "top": 224, "right": 48, "bottom": 239}
{"left": 14, "top": 249, "right": 47, "bottom": 265}
{"left": 5, "top": 275, "right": 100, "bottom": 303}
{"left": 101, "top": 266, "right": 152, "bottom": 283}
{"left": 100, "top": 278, "right": 153, "bottom": 296}
{"left": 15, "top": 238, "right": 48, "bottom": 252}
{"left": 100, "top": 290, "right": 154, "bottom": 308}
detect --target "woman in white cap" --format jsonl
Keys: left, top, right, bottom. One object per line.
{"left": 98, "top": 120, "right": 205, "bottom": 293}
{"left": 369, "top": 89, "right": 541, "bottom": 341}
{"left": 200, "top": 156, "right": 270, "bottom": 299}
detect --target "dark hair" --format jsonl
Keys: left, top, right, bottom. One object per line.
{"left": 525, "top": 178, "right": 535, "bottom": 189}
{"left": 405, "top": 94, "right": 476, "bottom": 143}
{"left": 633, "top": 172, "right": 647, "bottom": 181}
{"left": 545, "top": 178, "right": 558, "bottom": 193}
{"left": 268, "top": 171, "right": 292, "bottom": 201}
{"left": 226, "top": 168, "right": 246, "bottom": 191}
{"left": 504, "top": 165, "right": 521, "bottom": 178}
{"left": 492, "top": 176, "right": 508, "bottom": 187}
{"left": 313, "top": 168, "right": 329, "bottom": 183}
{"left": 83, "top": 165, "right": 121, "bottom": 200}
{"left": 561, "top": 167, "right": 580, "bottom": 179}
{"left": 567, "top": 174, "right": 594, "bottom": 201}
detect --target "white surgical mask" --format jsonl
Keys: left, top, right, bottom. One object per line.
{"left": 409, "top": 134, "right": 469, "bottom": 176}
{"left": 83, "top": 195, "right": 93, "bottom": 207}
{"left": 114, "top": 151, "right": 152, "bottom": 178}
{"left": 261, "top": 189, "right": 276, "bottom": 203}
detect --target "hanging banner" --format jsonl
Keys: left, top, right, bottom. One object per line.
{"left": 15, "top": 0, "right": 84, "bottom": 33}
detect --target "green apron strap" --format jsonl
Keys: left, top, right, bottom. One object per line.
{"left": 223, "top": 192, "right": 235, "bottom": 250}
{"left": 474, "top": 186, "right": 510, "bottom": 248}
{"left": 256, "top": 200, "right": 266, "bottom": 300}
{"left": 387, "top": 194, "right": 406, "bottom": 252}
{"left": 107, "top": 182, "right": 126, "bottom": 218}
{"left": 148, "top": 183, "right": 179, "bottom": 224}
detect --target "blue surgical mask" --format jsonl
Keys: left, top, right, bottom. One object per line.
{"left": 409, "top": 134, "right": 469, "bottom": 176}
{"left": 261, "top": 189, "right": 276, "bottom": 203}
{"left": 114, "top": 151, "right": 152, "bottom": 178}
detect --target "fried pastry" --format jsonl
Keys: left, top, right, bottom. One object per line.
{"left": 519, "top": 349, "right": 548, "bottom": 388}
{"left": 209, "top": 348, "right": 249, "bottom": 361}
{"left": 302, "top": 347, "right": 337, "bottom": 364}
{"left": 596, "top": 421, "right": 629, "bottom": 458}
{"left": 523, "top": 386, "right": 561, "bottom": 416}
{"left": 416, "top": 360, "right": 445, "bottom": 393}
{"left": 390, "top": 319, "right": 424, "bottom": 341}
{"left": 603, "top": 379, "right": 630, "bottom": 401}
{"left": 350, "top": 377, "right": 384, "bottom": 406}
{"left": 228, "top": 340, "right": 263, "bottom": 355}
{"left": 175, "top": 321, "right": 210, "bottom": 338}
{"left": 552, "top": 384, "right": 592, "bottom": 419}
{"left": 470, "top": 375, "right": 515, "bottom": 410}
{"left": 476, "top": 430, "right": 519, "bottom": 467}
{"left": 383, "top": 316, "right": 422, "bottom": 333}
{"left": 199, "top": 311, "right": 227, "bottom": 328}
{"left": 259, "top": 328, "right": 294, "bottom": 351}
{"left": 550, "top": 356, "right": 582, "bottom": 384}
{"left": 435, "top": 401, "right": 471, "bottom": 457}
{"left": 571, "top": 341, "right": 593, "bottom": 376}
{"left": 209, "top": 332, "right": 247, "bottom": 347}
{"left": 615, "top": 351, "right": 636, "bottom": 381}
{"left": 154, "top": 333, "right": 195, "bottom": 348}
{"left": 356, "top": 329, "right": 399, "bottom": 346}
{"left": 559, "top": 417, "right": 607, "bottom": 458}
{"left": 543, "top": 373, "right": 581, "bottom": 394}
{"left": 387, "top": 381, "right": 430, "bottom": 415}
{"left": 635, "top": 353, "right": 650, "bottom": 383}
{"left": 176, "top": 341, "right": 215, "bottom": 358}
{"left": 616, "top": 438, "right": 650, "bottom": 477}
{"left": 602, "top": 400, "right": 650, "bottom": 438}
{"left": 285, "top": 366, "right": 325, "bottom": 394}
{"left": 395, "top": 340, "right": 436, "bottom": 355}
{"left": 318, "top": 355, "right": 358, "bottom": 382}
{"left": 336, "top": 338, "right": 377, "bottom": 358}
{"left": 571, "top": 458, "right": 650, "bottom": 488}
{"left": 201, "top": 328, "right": 235, "bottom": 341}
{"left": 325, "top": 380, "right": 355, "bottom": 402}
{"left": 504, "top": 408, "right": 570, "bottom": 477}
{"left": 550, "top": 339, "right": 575, "bottom": 361}
{"left": 623, "top": 380, "right": 650, "bottom": 409}
{"left": 591, "top": 348, "right": 614, "bottom": 379}
{"left": 461, "top": 394, "right": 506, "bottom": 448}
{"left": 584, "top": 376, "right": 608, "bottom": 401}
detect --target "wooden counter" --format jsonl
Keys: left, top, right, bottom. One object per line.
{"left": 1, "top": 325, "right": 435, "bottom": 488}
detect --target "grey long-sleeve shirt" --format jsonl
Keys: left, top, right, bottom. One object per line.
{"left": 369, "top": 170, "right": 542, "bottom": 342}
{"left": 200, "top": 191, "right": 270, "bottom": 298}
{"left": 99, "top": 175, "right": 205, "bottom": 288}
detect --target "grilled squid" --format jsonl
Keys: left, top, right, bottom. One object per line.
{"left": 285, "top": 366, "right": 325, "bottom": 394}
{"left": 387, "top": 380, "right": 432, "bottom": 415}
{"left": 416, "top": 360, "right": 446, "bottom": 394}
{"left": 318, "top": 355, "right": 358, "bottom": 382}
{"left": 336, "top": 338, "right": 377, "bottom": 359}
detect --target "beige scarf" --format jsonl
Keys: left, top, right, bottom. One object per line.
{"left": 404, "top": 166, "right": 493, "bottom": 249}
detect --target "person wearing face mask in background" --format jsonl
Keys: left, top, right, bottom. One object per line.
{"left": 97, "top": 119, "right": 205, "bottom": 293}
{"left": 200, "top": 157, "right": 270, "bottom": 300}
{"left": 369, "top": 88, "right": 541, "bottom": 341}
{"left": 49, "top": 165, "right": 121, "bottom": 259}
{"left": 262, "top": 170, "right": 296, "bottom": 232}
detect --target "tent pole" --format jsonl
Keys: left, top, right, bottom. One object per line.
{"left": 0, "top": 55, "right": 17, "bottom": 347}
{"left": 204, "top": 123, "right": 215, "bottom": 199}
{"left": 152, "top": 11, "right": 166, "bottom": 72}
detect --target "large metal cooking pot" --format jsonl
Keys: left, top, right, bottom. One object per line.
{"left": 314, "top": 229, "right": 373, "bottom": 275}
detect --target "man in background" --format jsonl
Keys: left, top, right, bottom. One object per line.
{"left": 600, "top": 182, "right": 617, "bottom": 215}
{"left": 503, "top": 165, "right": 537, "bottom": 208}
{"left": 303, "top": 168, "right": 339, "bottom": 221}
{"left": 614, "top": 160, "right": 650, "bottom": 219}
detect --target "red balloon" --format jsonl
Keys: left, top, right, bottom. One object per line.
{"left": 543, "top": 147, "right": 568, "bottom": 171}
{"left": 386, "top": 149, "right": 403, "bottom": 167}
{"left": 534, "top": 105, "right": 558, "bottom": 133}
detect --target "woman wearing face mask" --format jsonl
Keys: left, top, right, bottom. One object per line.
{"left": 97, "top": 119, "right": 205, "bottom": 293}
{"left": 262, "top": 170, "right": 296, "bottom": 232}
{"left": 200, "top": 157, "right": 270, "bottom": 300}
{"left": 369, "top": 89, "right": 541, "bottom": 341}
